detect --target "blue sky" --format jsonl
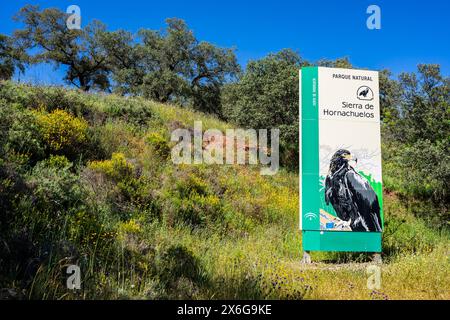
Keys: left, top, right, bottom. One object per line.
{"left": 1, "top": 0, "right": 449, "bottom": 85}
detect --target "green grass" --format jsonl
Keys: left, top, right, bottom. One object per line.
{"left": 0, "top": 81, "right": 448, "bottom": 300}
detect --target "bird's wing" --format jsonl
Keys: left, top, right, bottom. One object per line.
{"left": 327, "top": 172, "right": 355, "bottom": 222}
{"left": 345, "top": 169, "right": 382, "bottom": 232}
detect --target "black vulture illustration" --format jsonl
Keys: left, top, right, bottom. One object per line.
{"left": 359, "top": 87, "right": 370, "bottom": 98}
{"left": 324, "top": 149, "right": 382, "bottom": 232}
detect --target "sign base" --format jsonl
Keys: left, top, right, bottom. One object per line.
{"left": 302, "top": 231, "right": 382, "bottom": 252}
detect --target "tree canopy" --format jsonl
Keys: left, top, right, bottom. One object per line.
{"left": 221, "top": 49, "right": 307, "bottom": 167}
{"left": 14, "top": 5, "right": 111, "bottom": 91}
{"left": 383, "top": 64, "right": 449, "bottom": 205}
{"left": 99, "top": 18, "right": 240, "bottom": 114}
{"left": 0, "top": 34, "right": 25, "bottom": 81}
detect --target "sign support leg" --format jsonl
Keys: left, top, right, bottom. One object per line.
{"left": 372, "top": 253, "right": 382, "bottom": 264}
{"left": 301, "top": 251, "right": 312, "bottom": 264}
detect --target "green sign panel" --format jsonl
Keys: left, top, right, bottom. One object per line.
{"left": 299, "top": 66, "right": 383, "bottom": 252}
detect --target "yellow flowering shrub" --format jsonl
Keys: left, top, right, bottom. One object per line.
{"left": 88, "top": 152, "right": 134, "bottom": 181}
{"left": 118, "top": 219, "right": 142, "bottom": 240}
{"left": 34, "top": 109, "right": 88, "bottom": 154}
{"left": 88, "top": 153, "right": 153, "bottom": 209}
{"left": 146, "top": 132, "right": 170, "bottom": 159}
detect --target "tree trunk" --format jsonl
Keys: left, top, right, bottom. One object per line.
{"left": 78, "top": 76, "right": 90, "bottom": 92}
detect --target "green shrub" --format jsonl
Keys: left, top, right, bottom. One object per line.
{"left": 399, "top": 140, "right": 449, "bottom": 201}
{"left": 66, "top": 209, "right": 116, "bottom": 253}
{"left": 0, "top": 81, "right": 34, "bottom": 107}
{"left": 0, "top": 82, "right": 93, "bottom": 117}
{"left": 383, "top": 215, "right": 443, "bottom": 256}
{"left": 86, "top": 120, "right": 140, "bottom": 160}
{"left": 104, "top": 96, "right": 153, "bottom": 127}
{"left": 146, "top": 132, "right": 170, "bottom": 159}
{"left": 382, "top": 64, "right": 449, "bottom": 208}
{"left": 171, "top": 193, "right": 223, "bottom": 228}
{"left": 164, "top": 172, "right": 224, "bottom": 228}
{"left": 175, "top": 173, "right": 209, "bottom": 198}
{"left": 0, "top": 160, "right": 28, "bottom": 234}
{"left": 0, "top": 101, "right": 45, "bottom": 164}
{"left": 154, "top": 245, "right": 207, "bottom": 298}
{"left": 88, "top": 153, "right": 158, "bottom": 220}
{"left": 29, "top": 86, "right": 92, "bottom": 117}
{"left": 25, "top": 157, "right": 84, "bottom": 220}
{"left": 4, "top": 155, "right": 118, "bottom": 298}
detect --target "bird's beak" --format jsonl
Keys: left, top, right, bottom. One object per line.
{"left": 343, "top": 153, "right": 358, "bottom": 167}
{"left": 343, "top": 154, "right": 353, "bottom": 160}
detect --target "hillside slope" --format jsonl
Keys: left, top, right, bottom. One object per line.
{"left": 0, "top": 81, "right": 448, "bottom": 299}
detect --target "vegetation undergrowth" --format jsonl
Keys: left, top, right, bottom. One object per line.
{"left": 0, "top": 81, "right": 448, "bottom": 300}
